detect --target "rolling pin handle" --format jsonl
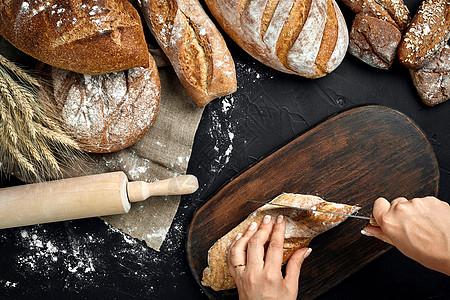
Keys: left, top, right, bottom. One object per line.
{"left": 127, "top": 175, "right": 199, "bottom": 202}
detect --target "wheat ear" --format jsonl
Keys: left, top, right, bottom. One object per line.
{"left": 0, "top": 54, "right": 86, "bottom": 182}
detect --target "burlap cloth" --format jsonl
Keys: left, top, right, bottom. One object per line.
{"left": 1, "top": 37, "right": 204, "bottom": 251}
{"left": 94, "top": 67, "right": 203, "bottom": 251}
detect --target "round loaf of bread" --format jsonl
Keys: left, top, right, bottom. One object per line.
{"left": 41, "top": 53, "right": 160, "bottom": 153}
{"left": 0, "top": 0, "right": 149, "bottom": 75}
{"left": 204, "top": 0, "right": 349, "bottom": 78}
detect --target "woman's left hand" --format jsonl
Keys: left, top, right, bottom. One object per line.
{"left": 227, "top": 214, "right": 312, "bottom": 300}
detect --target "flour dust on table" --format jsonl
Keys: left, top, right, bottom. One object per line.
{"left": 3, "top": 220, "right": 171, "bottom": 294}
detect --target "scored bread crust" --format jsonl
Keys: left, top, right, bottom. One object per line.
{"left": 410, "top": 45, "right": 450, "bottom": 106}
{"left": 0, "top": 0, "right": 149, "bottom": 75}
{"left": 348, "top": 13, "right": 402, "bottom": 69}
{"left": 201, "top": 193, "right": 360, "bottom": 291}
{"left": 341, "top": 0, "right": 410, "bottom": 70}
{"left": 38, "top": 53, "right": 161, "bottom": 153}
{"left": 138, "top": 0, "right": 237, "bottom": 108}
{"left": 204, "top": 0, "right": 349, "bottom": 79}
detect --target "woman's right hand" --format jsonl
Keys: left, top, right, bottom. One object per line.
{"left": 362, "top": 196, "right": 450, "bottom": 276}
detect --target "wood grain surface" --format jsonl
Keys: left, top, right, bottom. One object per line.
{"left": 186, "top": 105, "right": 439, "bottom": 300}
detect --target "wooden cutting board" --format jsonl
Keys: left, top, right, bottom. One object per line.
{"left": 186, "top": 106, "right": 439, "bottom": 299}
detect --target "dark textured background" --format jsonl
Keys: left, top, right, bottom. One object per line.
{"left": 1, "top": 0, "right": 450, "bottom": 299}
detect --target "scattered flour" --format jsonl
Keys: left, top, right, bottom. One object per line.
{"left": 9, "top": 221, "right": 165, "bottom": 291}
{"left": 207, "top": 95, "right": 236, "bottom": 174}
{"left": 2, "top": 280, "right": 18, "bottom": 288}
{"left": 17, "top": 228, "right": 94, "bottom": 277}
{"left": 235, "top": 60, "right": 274, "bottom": 85}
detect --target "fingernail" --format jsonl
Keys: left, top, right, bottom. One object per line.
{"left": 304, "top": 248, "right": 312, "bottom": 259}
{"left": 248, "top": 222, "right": 257, "bottom": 231}
{"left": 276, "top": 215, "right": 284, "bottom": 224}
{"left": 361, "top": 229, "right": 374, "bottom": 237}
{"left": 263, "top": 215, "right": 271, "bottom": 224}
{"left": 235, "top": 233, "right": 242, "bottom": 241}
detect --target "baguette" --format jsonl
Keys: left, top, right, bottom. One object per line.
{"left": 138, "top": 0, "right": 237, "bottom": 108}
{"left": 0, "top": 0, "right": 149, "bottom": 75}
{"left": 203, "top": 0, "right": 349, "bottom": 79}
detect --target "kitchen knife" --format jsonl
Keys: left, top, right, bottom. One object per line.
{"left": 245, "top": 199, "right": 379, "bottom": 225}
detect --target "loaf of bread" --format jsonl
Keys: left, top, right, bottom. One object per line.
{"left": 203, "top": 0, "right": 349, "bottom": 79}
{"left": 341, "top": 0, "right": 409, "bottom": 31}
{"left": 138, "top": 0, "right": 237, "bottom": 108}
{"left": 343, "top": 0, "right": 409, "bottom": 69}
{"left": 201, "top": 193, "right": 360, "bottom": 291}
{"left": 38, "top": 53, "right": 160, "bottom": 153}
{"left": 0, "top": 0, "right": 149, "bottom": 75}
{"left": 349, "top": 14, "right": 401, "bottom": 69}
{"left": 410, "top": 45, "right": 450, "bottom": 106}
{"left": 398, "top": 0, "right": 450, "bottom": 70}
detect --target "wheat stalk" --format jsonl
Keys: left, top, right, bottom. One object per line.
{"left": 0, "top": 54, "right": 87, "bottom": 182}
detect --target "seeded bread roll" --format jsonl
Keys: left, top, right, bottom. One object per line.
{"left": 398, "top": 0, "right": 450, "bottom": 70}
{"left": 371, "top": 0, "right": 410, "bottom": 32}
{"left": 410, "top": 45, "right": 450, "bottom": 106}
{"left": 138, "top": 0, "right": 237, "bottom": 108}
{"left": 203, "top": 0, "right": 349, "bottom": 79}
{"left": 39, "top": 53, "right": 160, "bottom": 153}
{"left": 0, "top": 0, "right": 149, "bottom": 75}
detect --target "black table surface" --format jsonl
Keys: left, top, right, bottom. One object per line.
{"left": 1, "top": 1, "right": 450, "bottom": 299}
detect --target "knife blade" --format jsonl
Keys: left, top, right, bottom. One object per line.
{"left": 245, "top": 199, "right": 375, "bottom": 221}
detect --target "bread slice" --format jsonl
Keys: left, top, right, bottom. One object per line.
{"left": 201, "top": 193, "right": 360, "bottom": 291}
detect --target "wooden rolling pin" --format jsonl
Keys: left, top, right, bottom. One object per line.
{"left": 0, "top": 172, "right": 198, "bottom": 229}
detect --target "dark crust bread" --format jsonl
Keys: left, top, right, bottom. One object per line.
{"left": 410, "top": 45, "right": 450, "bottom": 106}
{"left": 38, "top": 53, "right": 161, "bottom": 153}
{"left": 0, "top": 0, "right": 149, "bottom": 75}
{"left": 340, "top": 0, "right": 409, "bottom": 70}
{"left": 340, "top": 0, "right": 410, "bottom": 31}
{"left": 201, "top": 193, "right": 360, "bottom": 291}
{"left": 349, "top": 13, "right": 401, "bottom": 69}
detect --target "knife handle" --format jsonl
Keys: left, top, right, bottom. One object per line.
{"left": 369, "top": 214, "right": 380, "bottom": 227}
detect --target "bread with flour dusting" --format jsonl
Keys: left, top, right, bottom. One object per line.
{"left": 410, "top": 45, "right": 450, "bottom": 106}
{"left": 201, "top": 193, "right": 360, "bottom": 291}
{"left": 342, "top": 0, "right": 410, "bottom": 70}
{"left": 203, "top": 0, "right": 349, "bottom": 79}
{"left": 0, "top": 0, "right": 149, "bottom": 75}
{"left": 39, "top": 53, "right": 160, "bottom": 153}
{"left": 398, "top": 0, "right": 450, "bottom": 69}
{"left": 138, "top": 0, "right": 237, "bottom": 108}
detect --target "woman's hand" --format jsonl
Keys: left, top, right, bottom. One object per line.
{"left": 227, "top": 214, "right": 312, "bottom": 300}
{"left": 362, "top": 196, "right": 450, "bottom": 275}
